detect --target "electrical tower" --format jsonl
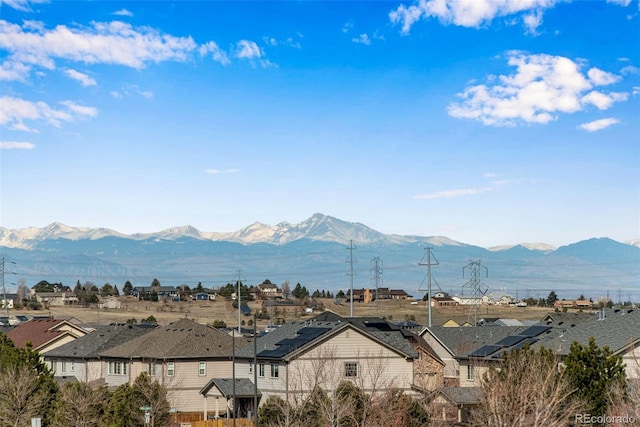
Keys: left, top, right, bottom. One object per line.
{"left": 370, "top": 257, "right": 383, "bottom": 316}
{"left": 461, "top": 260, "right": 488, "bottom": 326}
{"left": 346, "top": 240, "right": 357, "bottom": 317}
{"left": 418, "top": 247, "right": 439, "bottom": 327}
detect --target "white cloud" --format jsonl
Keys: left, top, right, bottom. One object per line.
{"left": 262, "top": 35, "right": 302, "bottom": 49}
{"left": 587, "top": 67, "right": 620, "bottom": 85}
{"left": 342, "top": 22, "right": 354, "bottom": 33}
{"left": 205, "top": 168, "right": 240, "bottom": 174}
{"left": 0, "top": 140, "right": 35, "bottom": 149}
{"left": 0, "top": 60, "right": 31, "bottom": 81}
{"left": 64, "top": 69, "right": 97, "bottom": 86}
{"left": 634, "top": 86, "right": 640, "bottom": 96}
{"left": 199, "top": 41, "right": 230, "bottom": 65}
{"left": 0, "top": 19, "right": 197, "bottom": 81}
{"left": 581, "top": 91, "right": 628, "bottom": 110}
{"left": 0, "top": 0, "right": 48, "bottom": 12}
{"left": 606, "top": 0, "right": 631, "bottom": 6}
{"left": 578, "top": 118, "right": 620, "bottom": 132}
{"left": 0, "top": 95, "right": 97, "bottom": 132}
{"left": 112, "top": 8, "right": 133, "bottom": 17}
{"left": 235, "top": 40, "right": 262, "bottom": 59}
{"left": 620, "top": 65, "right": 640, "bottom": 75}
{"left": 390, "top": 0, "right": 562, "bottom": 34}
{"left": 414, "top": 186, "right": 493, "bottom": 199}
{"left": 109, "top": 84, "right": 153, "bottom": 100}
{"left": 448, "top": 52, "right": 630, "bottom": 126}
{"left": 352, "top": 34, "right": 371, "bottom": 45}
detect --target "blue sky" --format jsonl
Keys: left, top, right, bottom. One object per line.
{"left": 1, "top": 0, "right": 639, "bottom": 247}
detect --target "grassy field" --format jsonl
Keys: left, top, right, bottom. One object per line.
{"left": 12, "top": 297, "right": 554, "bottom": 329}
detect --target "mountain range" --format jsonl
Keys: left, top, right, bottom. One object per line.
{"left": 1, "top": 213, "right": 638, "bottom": 302}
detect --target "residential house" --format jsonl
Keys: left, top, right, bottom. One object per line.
{"left": 346, "top": 288, "right": 372, "bottom": 303}
{"left": 431, "top": 296, "right": 458, "bottom": 307}
{"left": 482, "top": 291, "right": 515, "bottom": 306}
{"left": 533, "top": 308, "right": 640, "bottom": 378}
{"left": 1, "top": 293, "right": 17, "bottom": 309}
{"left": 96, "top": 296, "right": 122, "bottom": 309}
{"left": 200, "top": 378, "right": 261, "bottom": 420}
{"left": 261, "top": 299, "right": 303, "bottom": 317}
{"left": 553, "top": 299, "right": 593, "bottom": 309}
{"left": 192, "top": 292, "right": 216, "bottom": 301}
{"left": 234, "top": 312, "right": 444, "bottom": 409}
{"left": 35, "top": 291, "right": 79, "bottom": 306}
{"left": 255, "top": 282, "right": 283, "bottom": 300}
{"left": 43, "top": 323, "right": 157, "bottom": 383}
{"left": 98, "top": 318, "right": 248, "bottom": 417}
{"left": 131, "top": 285, "right": 178, "bottom": 301}
{"left": 6, "top": 318, "right": 90, "bottom": 354}
{"left": 389, "top": 289, "right": 411, "bottom": 300}
{"left": 428, "top": 386, "right": 483, "bottom": 425}
{"left": 452, "top": 296, "right": 482, "bottom": 305}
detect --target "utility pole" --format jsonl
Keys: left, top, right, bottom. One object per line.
{"left": 1, "top": 257, "right": 16, "bottom": 317}
{"left": 347, "top": 240, "right": 356, "bottom": 318}
{"left": 419, "top": 247, "right": 439, "bottom": 327}
{"left": 370, "top": 257, "right": 383, "bottom": 316}
{"left": 236, "top": 270, "right": 243, "bottom": 334}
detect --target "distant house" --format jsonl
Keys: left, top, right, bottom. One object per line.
{"left": 254, "top": 281, "right": 283, "bottom": 300}
{"left": 6, "top": 318, "right": 90, "bottom": 354}
{"left": 192, "top": 292, "right": 216, "bottom": 301}
{"left": 35, "top": 291, "right": 79, "bottom": 306}
{"left": 346, "top": 288, "right": 372, "bottom": 303}
{"left": 0, "top": 293, "right": 17, "bottom": 309}
{"left": 553, "top": 299, "right": 593, "bottom": 309}
{"left": 96, "top": 296, "right": 122, "bottom": 309}
{"left": 452, "top": 296, "right": 482, "bottom": 306}
{"left": 131, "top": 286, "right": 178, "bottom": 301}
{"left": 431, "top": 296, "right": 458, "bottom": 307}
{"left": 261, "top": 299, "right": 303, "bottom": 316}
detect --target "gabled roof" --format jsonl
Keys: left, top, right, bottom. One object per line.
{"left": 99, "top": 318, "right": 244, "bottom": 359}
{"left": 430, "top": 387, "right": 483, "bottom": 406}
{"left": 236, "top": 313, "right": 438, "bottom": 363}
{"left": 421, "top": 326, "right": 526, "bottom": 358}
{"left": 534, "top": 308, "right": 640, "bottom": 355}
{"left": 200, "top": 378, "right": 261, "bottom": 398}
{"left": 6, "top": 318, "right": 86, "bottom": 351}
{"left": 43, "top": 323, "right": 157, "bottom": 359}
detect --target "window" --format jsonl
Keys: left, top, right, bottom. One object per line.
{"left": 344, "top": 362, "right": 358, "bottom": 378}
{"left": 61, "top": 361, "right": 67, "bottom": 373}
{"left": 50, "top": 361, "right": 55, "bottom": 373}
{"left": 148, "top": 363, "right": 156, "bottom": 376}
{"left": 199, "top": 361, "right": 206, "bottom": 376}
{"left": 167, "top": 361, "right": 175, "bottom": 377}
{"left": 108, "top": 361, "right": 127, "bottom": 376}
{"left": 249, "top": 362, "right": 253, "bottom": 374}
{"left": 70, "top": 362, "right": 74, "bottom": 372}
{"left": 466, "top": 365, "right": 474, "bottom": 381}
{"left": 259, "top": 363, "right": 265, "bottom": 377}
{"left": 270, "top": 363, "right": 279, "bottom": 378}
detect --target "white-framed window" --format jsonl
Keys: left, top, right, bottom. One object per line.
{"left": 466, "top": 365, "right": 474, "bottom": 381}
{"left": 148, "top": 362, "right": 156, "bottom": 376}
{"left": 61, "top": 361, "right": 67, "bottom": 374}
{"left": 249, "top": 362, "right": 253, "bottom": 374}
{"left": 108, "top": 361, "right": 127, "bottom": 376}
{"left": 167, "top": 361, "right": 175, "bottom": 377}
{"left": 70, "top": 362, "right": 74, "bottom": 372}
{"left": 49, "top": 360, "right": 55, "bottom": 373}
{"left": 270, "top": 363, "right": 279, "bottom": 378}
{"left": 344, "top": 362, "right": 358, "bottom": 378}
{"left": 199, "top": 361, "right": 206, "bottom": 376}
{"left": 259, "top": 363, "right": 265, "bottom": 377}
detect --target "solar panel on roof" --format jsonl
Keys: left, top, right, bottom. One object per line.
{"left": 512, "top": 337, "right": 538, "bottom": 350}
{"left": 520, "top": 325, "right": 551, "bottom": 337}
{"left": 494, "top": 335, "right": 527, "bottom": 347}
{"left": 469, "top": 345, "right": 501, "bottom": 357}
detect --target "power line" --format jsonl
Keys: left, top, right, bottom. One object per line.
{"left": 419, "top": 247, "right": 439, "bottom": 327}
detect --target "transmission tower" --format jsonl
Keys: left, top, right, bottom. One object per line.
{"left": 370, "top": 257, "right": 383, "bottom": 316}
{"left": 346, "top": 240, "right": 357, "bottom": 317}
{"left": 418, "top": 247, "right": 439, "bottom": 327}
{"left": 461, "top": 260, "right": 488, "bottom": 326}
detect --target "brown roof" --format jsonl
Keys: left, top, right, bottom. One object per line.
{"left": 6, "top": 319, "right": 75, "bottom": 350}
{"left": 99, "top": 318, "right": 241, "bottom": 360}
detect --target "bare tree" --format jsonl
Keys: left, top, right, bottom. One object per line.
{"left": 281, "top": 281, "right": 291, "bottom": 300}
{"left": 52, "top": 381, "right": 108, "bottom": 427}
{"left": 0, "top": 364, "right": 48, "bottom": 427}
{"left": 472, "top": 347, "right": 585, "bottom": 427}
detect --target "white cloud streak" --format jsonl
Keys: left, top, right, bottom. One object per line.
{"left": 0, "top": 140, "right": 36, "bottom": 149}
{"left": 352, "top": 34, "right": 371, "bottom": 45}
{"left": 64, "top": 69, "right": 97, "bottom": 86}
{"left": 0, "top": 0, "right": 48, "bottom": 12}
{"left": 0, "top": 95, "right": 97, "bottom": 132}
{"left": 205, "top": 168, "right": 241, "bottom": 174}
{"left": 389, "top": 0, "right": 562, "bottom": 35}
{"left": 578, "top": 118, "right": 620, "bottom": 132}
{"left": 0, "top": 19, "right": 197, "bottom": 82}
{"left": 199, "top": 41, "right": 230, "bottom": 65}
{"left": 235, "top": 40, "right": 262, "bottom": 59}
{"left": 448, "top": 52, "right": 629, "bottom": 126}
{"left": 112, "top": 8, "right": 133, "bottom": 17}
{"left": 414, "top": 186, "right": 493, "bottom": 199}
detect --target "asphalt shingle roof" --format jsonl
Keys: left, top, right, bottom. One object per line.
{"left": 44, "top": 323, "right": 157, "bottom": 359}
{"left": 99, "top": 318, "right": 243, "bottom": 359}
{"left": 424, "top": 326, "right": 526, "bottom": 358}
{"left": 201, "top": 378, "right": 261, "bottom": 398}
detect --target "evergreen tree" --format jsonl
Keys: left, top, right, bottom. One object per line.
{"left": 564, "top": 337, "right": 626, "bottom": 416}
{"left": 546, "top": 290, "right": 558, "bottom": 306}
{"left": 123, "top": 281, "right": 133, "bottom": 296}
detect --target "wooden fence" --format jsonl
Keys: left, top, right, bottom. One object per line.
{"left": 182, "top": 420, "right": 254, "bottom": 427}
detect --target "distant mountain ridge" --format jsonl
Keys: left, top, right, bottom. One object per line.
{"left": 1, "top": 213, "right": 638, "bottom": 302}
